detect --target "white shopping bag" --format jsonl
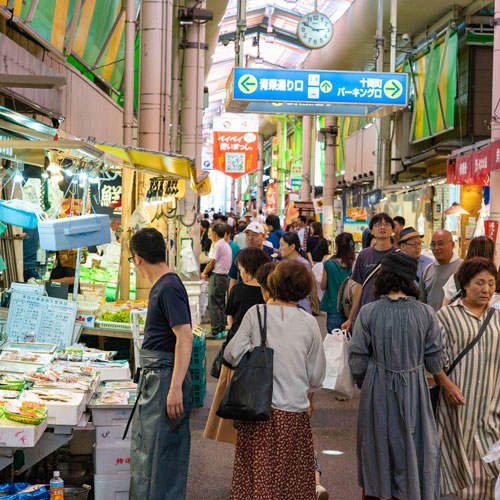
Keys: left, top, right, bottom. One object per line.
{"left": 323, "top": 329, "right": 355, "bottom": 399}
{"left": 483, "top": 439, "right": 500, "bottom": 499}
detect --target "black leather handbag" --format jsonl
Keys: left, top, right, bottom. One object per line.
{"left": 430, "top": 308, "right": 495, "bottom": 415}
{"left": 216, "top": 305, "right": 274, "bottom": 421}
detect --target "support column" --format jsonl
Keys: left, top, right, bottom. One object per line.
{"left": 322, "top": 116, "right": 336, "bottom": 241}
{"left": 231, "top": 179, "right": 236, "bottom": 213}
{"left": 491, "top": 0, "right": 500, "bottom": 265}
{"left": 256, "top": 135, "right": 264, "bottom": 211}
{"left": 119, "top": 0, "right": 136, "bottom": 300}
{"left": 179, "top": 0, "right": 205, "bottom": 267}
{"left": 275, "top": 117, "right": 287, "bottom": 216}
{"left": 300, "top": 115, "right": 312, "bottom": 201}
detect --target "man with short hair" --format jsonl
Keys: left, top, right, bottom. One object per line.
{"left": 341, "top": 213, "right": 397, "bottom": 332}
{"left": 202, "top": 224, "right": 232, "bottom": 338}
{"left": 265, "top": 214, "right": 285, "bottom": 248}
{"left": 128, "top": 228, "right": 193, "bottom": 500}
{"left": 419, "top": 229, "right": 462, "bottom": 311}
{"left": 398, "top": 226, "right": 433, "bottom": 284}
{"left": 228, "top": 221, "right": 277, "bottom": 291}
{"left": 295, "top": 215, "right": 311, "bottom": 251}
{"left": 392, "top": 216, "right": 405, "bottom": 244}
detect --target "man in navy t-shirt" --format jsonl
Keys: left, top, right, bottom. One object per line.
{"left": 129, "top": 228, "right": 193, "bottom": 500}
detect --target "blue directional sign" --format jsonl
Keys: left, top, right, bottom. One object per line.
{"left": 228, "top": 67, "right": 408, "bottom": 108}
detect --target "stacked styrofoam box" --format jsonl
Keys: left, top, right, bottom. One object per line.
{"left": 92, "top": 405, "right": 132, "bottom": 500}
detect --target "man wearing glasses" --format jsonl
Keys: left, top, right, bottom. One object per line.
{"left": 341, "top": 212, "right": 397, "bottom": 332}
{"left": 419, "top": 229, "right": 462, "bottom": 311}
{"left": 398, "top": 227, "right": 433, "bottom": 284}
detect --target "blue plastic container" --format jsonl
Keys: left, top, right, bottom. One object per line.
{"left": 0, "top": 201, "right": 39, "bottom": 229}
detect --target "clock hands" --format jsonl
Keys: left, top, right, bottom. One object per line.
{"left": 302, "top": 21, "right": 322, "bottom": 32}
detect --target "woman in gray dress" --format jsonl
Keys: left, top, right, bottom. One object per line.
{"left": 348, "top": 251, "right": 444, "bottom": 500}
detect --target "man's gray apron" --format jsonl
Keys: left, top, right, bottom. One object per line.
{"left": 127, "top": 349, "right": 192, "bottom": 500}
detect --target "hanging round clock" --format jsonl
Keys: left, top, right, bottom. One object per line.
{"left": 297, "top": 11, "right": 333, "bottom": 49}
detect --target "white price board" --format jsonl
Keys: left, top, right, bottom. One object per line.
{"left": 6, "top": 292, "right": 78, "bottom": 348}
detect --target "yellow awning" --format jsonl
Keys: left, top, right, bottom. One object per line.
{"left": 95, "top": 143, "right": 197, "bottom": 189}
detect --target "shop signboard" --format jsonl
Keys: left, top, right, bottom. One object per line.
{"left": 345, "top": 207, "right": 368, "bottom": 223}
{"left": 212, "top": 116, "right": 259, "bottom": 179}
{"left": 290, "top": 163, "right": 302, "bottom": 190}
{"left": 490, "top": 140, "right": 500, "bottom": 172}
{"left": 454, "top": 154, "right": 472, "bottom": 184}
{"left": 265, "top": 182, "right": 277, "bottom": 214}
{"left": 313, "top": 198, "right": 323, "bottom": 223}
{"left": 485, "top": 219, "right": 499, "bottom": 243}
{"left": 196, "top": 176, "right": 211, "bottom": 196}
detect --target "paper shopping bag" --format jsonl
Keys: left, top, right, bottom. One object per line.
{"left": 323, "top": 329, "right": 355, "bottom": 399}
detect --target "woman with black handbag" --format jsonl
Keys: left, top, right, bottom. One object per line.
{"left": 223, "top": 260, "right": 326, "bottom": 500}
{"left": 203, "top": 247, "right": 269, "bottom": 444}
{"left": 434, "top": 258, "right": 500, "bottom": 498}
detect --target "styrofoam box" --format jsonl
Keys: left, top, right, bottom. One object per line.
{"left": 91, "top": 406, "right": 132, "bottom": 427}
{"left": 94, "top": 364, "right": 131, "bottom": 382}
{"left": 20, "top": 391, "right": 85, "bottom": 426}
{"left": 94, "top": 473, "right": 130, "bottom": 500}
{"left": 95, "top": 424, "right": 131, "bottom": 446}
{"left": 0, "top": 416, "right": 48, "bottom": 447}
{"left": 38, "top": 214, "right": 111, "bottom": 251}
{"left": 93, "top": 443, "right": 131, "bottom": 475}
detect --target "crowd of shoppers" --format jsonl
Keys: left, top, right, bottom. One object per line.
{"left": 133, "top": 208, "right": 500, "bottom": 500}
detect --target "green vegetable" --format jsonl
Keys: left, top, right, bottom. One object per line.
{"left": 99, "top": 309, "right": 144, "bottom": 324}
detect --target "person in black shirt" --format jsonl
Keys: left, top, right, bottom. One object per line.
{"left": 204, "top": 247, "right": 270, "bottom": 445}
{"left": 128, "top": 228, "right": 192, "bottom": 500}
{"left": 306, "top": 222, "right": 330, "bottom": 267}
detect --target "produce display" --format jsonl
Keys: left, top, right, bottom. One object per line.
{"left": 99, "top": 309, "right": 144, "bottom": 324}
{"left": 2, "top": 401, "right": 47, "bottom": 425}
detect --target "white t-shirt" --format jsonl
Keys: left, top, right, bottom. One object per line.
{"left": 297, "top": 227, "right": 306, "bottom": 246}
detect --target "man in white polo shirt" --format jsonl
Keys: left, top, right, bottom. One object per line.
{"left": 202, "top": 223, "right": 232, "bottom": 338}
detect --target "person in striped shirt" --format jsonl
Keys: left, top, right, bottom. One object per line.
{"left": 434, "top": 257, "right": 500, "bottom": 498}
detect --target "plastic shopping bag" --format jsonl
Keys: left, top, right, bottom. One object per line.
{"left": 323, "top": 329, "right": 355, "bottom": 399}
{"left": 483, "top": 439, "right": 500, "bottom": 499}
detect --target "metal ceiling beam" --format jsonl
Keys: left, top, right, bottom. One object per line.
{"left": 0, "top": 74, "right": 66, "bottom": 89}
{"left": 463, "top": 0, "right": 494, "bottom": 16}
{"left": 92, "top": 7, "right": 126, "bottom": 69}
{"left": 65, "top": 0, "right": 84, "bottom": 54}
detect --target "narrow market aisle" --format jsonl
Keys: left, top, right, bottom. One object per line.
{"left": 187, "top": 314, "right": 361, "bottom": 500}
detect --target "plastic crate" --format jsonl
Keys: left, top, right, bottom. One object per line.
{"left": 191, "top": 377, "right": 206, "bottom": 407}
{"left": 95, "top": 320, "right": 144, "bottom": 332}
{"left": 189, "top": 361, "right": 206, "bottom": 383}
{"left": 190, "top": 343, "right": 206, "bottom": 369}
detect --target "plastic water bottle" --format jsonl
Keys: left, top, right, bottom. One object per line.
{"left": 50, "top": 471, "right": 64, "bottom": 500}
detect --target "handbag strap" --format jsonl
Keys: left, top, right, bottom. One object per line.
{"left": 362, "top": 263, "right": 381, "bottom": 288}
{"left": 446, "top": 308, "right": 495, "bottom": 376}
{"left": 256, "top": 305, "right": 267, "bottom": 346}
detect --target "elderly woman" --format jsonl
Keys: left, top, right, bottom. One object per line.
{"left": 348, "top": 251, "right": 444, "bottom": 500}
{"left": 224, "top": 260, "right": 326, "bottom": 500}
{"left": 434, "top": 257, "right": 500, "bottom": 499}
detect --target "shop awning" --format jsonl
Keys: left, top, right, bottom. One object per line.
{"left": 94, "top": 143, "right": 196, "bottom": 185}
{"left": 0, "top": 105, "right": 56, "bottom": 140}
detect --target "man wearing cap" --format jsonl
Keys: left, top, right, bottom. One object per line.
{"left": 228, "top": 221, "right": 278, "bottom": 292}
{"left": 398, "top": 227, "right": 433, "bottom": 284}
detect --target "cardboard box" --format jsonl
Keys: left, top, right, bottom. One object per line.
{"left": 94, "top": 473, "right": 130, "bottom": 500}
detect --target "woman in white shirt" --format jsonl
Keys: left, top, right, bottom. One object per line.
{"left": 224, "top": 260, "right": 326, "bottom": 500}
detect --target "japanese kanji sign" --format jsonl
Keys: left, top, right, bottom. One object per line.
{"left": 228, "top": 68, "right": 408, "bottom": 108}
{"left": 213, "top": 116, "right": 259, "bottom": 179}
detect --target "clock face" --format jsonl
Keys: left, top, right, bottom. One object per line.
{"left": 297, "top": 11, "right": 333, "bottom": 49}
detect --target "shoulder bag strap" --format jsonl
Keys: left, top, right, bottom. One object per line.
{"left": 446, "top": 308, "right": 495, "bottom": 376}
{"left": 256, "top": 305, "right": 268, "bottom": 346}
{"left": 362, "top": 263, "right": 381, "bottom": 288}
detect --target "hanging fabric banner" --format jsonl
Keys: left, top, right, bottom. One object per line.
{"left": 454, "top": 153, "right": 472, "bottom": 184}
{"left": 446, "top": 159, "right": 456, "bottom": 184}
{"left": 485, "top": 220, "right": 499, "bottom": 243}
{"left": 490, "top": 140, "right": 500, "bottom": 172}
{"left": 469, "top": 147, "right": 490, "bottom": 186}
{"left": 213, "top": 116, "right": 259, "bottom": 179}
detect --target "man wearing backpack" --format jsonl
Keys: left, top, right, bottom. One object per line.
{"left": 341, "top": 213, "right": 397, "bottom": 332}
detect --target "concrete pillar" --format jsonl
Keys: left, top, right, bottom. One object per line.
{"left": 301, "top": 115, "right": 312, "bottom": 201}
{"left": 256, "top": 135, "right": 264, "bottom": 211}
{"left": 119, "top": 0, "right": 136, "bottom": 300}
{"left": 322, "top": 116, "right": 336, "bottom": 241}
{"left": 275, "top": 117, "right": 287, "bottom": 215}
{"left": 491, "top": 0, "right": 500, "bottom": 265}
{"left": 179, "top": 0, "right": 205, "bottom": 266}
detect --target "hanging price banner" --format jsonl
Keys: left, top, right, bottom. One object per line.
{"left": 484, "top": 219, "right": 499, "bottom": 243}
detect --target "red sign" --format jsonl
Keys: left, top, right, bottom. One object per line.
{"left": 446, "top": 159, "right": 456, "bottom": 184}
{"left": 485, "top": 220, "right": 499, "bottom": 243}
{"left": 454, "top": 154, "right": 471, "bottom": 184}
{"left": 264, "top": 182, "right": 277, "bottom": 214}
{"left": 490, "top": 140, "right": 500, "bottom": 172}
{"left": 470, "top": 148, "right": 490, "bottom": 186}
{"left": 212, "top": 116, "right": 259, "bottom": 179}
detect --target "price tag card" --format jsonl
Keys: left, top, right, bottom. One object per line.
{"left": 6, "top": 292, "right": 78, "bottom": 348}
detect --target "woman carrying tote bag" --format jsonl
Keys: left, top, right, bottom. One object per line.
{"left": 223, "top": 260, "right": 326, "bottom": 500}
